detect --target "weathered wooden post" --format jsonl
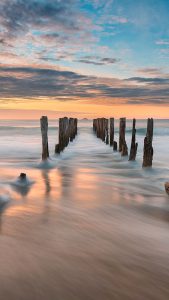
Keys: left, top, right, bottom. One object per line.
{"left": 40, "top": 116, "right": 49, "bottom": 160}
{"left": 142, "top": 118, "right": 154, "bottom": 167}
{"left": 96, "top": 118, "right": 99, "bottom": 138}
{"left": 99, "top": 118, "right": 103, "bottom": 140}
{"left": 69, "top": 118, "right": 74, "bottom": 142}
{"left": 95, "top": 119, "right": 98, "bottom": 137}
{"left": 93, "top": 117, "right": 117, "bottom": 147}
{"left": 74, "top": 118, "right": 78, "bottom": 138}
{"left": 119, "top": 118, "right": 128, "bottom": 156}
{"left": 113, "top": 141, "right": 117, "bottom": 151}
{"left": 93, "top": 119, "right": 97, "bottom": 132}
{"left": 119, "top": 118, "right": 125, "bottom": 152}
{"left": 55, "top": 118, "right": 61, "bottom": 153}
{"left": 74, "top": 118, "right": 78, "bottom": 137}
{"left": 100, "top": 118, "right": 103, "bottom": 141}
{"left": 55, "top": 117, "right": 78, "bottom": 153}
{"left": 105, "top": 118, "right": 109, "bottom": 144}
{"left": 165, "top": 182, "right": 169, "bottom": 195}
{"left": 122, "top": 142, "right": 128, "bottom": 156}
{"left": 110, "top": 118, "right": 114, "bottom": 146}
{"left": 69, "top": 118, "right": 78, "bottom": 141}
{"left": 63, "top": 117, "right": 69, "bottom": 147}
{"left": 55, "top": 117, "right": 69, "bottom": 153}
{"left": 94, "top": 118, "right": 99, "bottom": 137}
{"left": 129, "top": 119, "right": 138, "bottom": 161}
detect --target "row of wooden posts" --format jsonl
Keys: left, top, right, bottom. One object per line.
{"left": 40, "top": 115, "right": 153, "bottom": 167}
{"left": 40, "top": 116, "right": 78, "bottom": 160}
{"left": 93, "top": 117, "right": 154, "bottom": 167}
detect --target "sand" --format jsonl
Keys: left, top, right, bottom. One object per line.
{"left": 0, "top": 202, "right": 169, "bottom": 300}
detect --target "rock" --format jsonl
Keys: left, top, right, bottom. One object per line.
{"left": 19, "top": 173, "right": 27, "bottom": 181}
{"left": 165, "top": 182, "right": 169, "bottom": 195}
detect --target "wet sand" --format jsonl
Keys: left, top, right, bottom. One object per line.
{"left": 1, "top": 200, "right": 169, "bottom": 300}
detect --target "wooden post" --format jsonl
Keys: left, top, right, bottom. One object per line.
{"left": 119, "top": 118, "right": 125, "bottom": 152}
{"left": 69, "top": 118, "right": 74, "bottom": 142}
{"left": 142, "top": 118, "right": 154, "bottom": 167}
{"left": 93, "top": 119, "right": 96, "bottom": 132}
{"left": 165, "top": 182, "right": 169, "bottom": 195}
{"left": 55, "top": 117, "right": 78, "bottom": 153}
{"left": 93, "top": 117, "right": 115, "bottom": 147}
{"left": 55, "top": 144, "right": 60, "bottom": 154}
{"left": 69, "top": 118, "right": 77, "bottom": 141}
{"left": 100, "top": 118, "right": 104, "bottom": 141}
{"left": 110, "top": 118, "right": 114, "bottom": 146}
{"left": 113, "top": 141, "right": 117, "bottom": 151}
{"left": 96, "top": 119, "right": 99, "bottom": 137}
{"left": 96, "top": 119, "right": 100, "bottom": 138}
{"left": 121, "top": 142, "right": 128, "bottom": 156}
{"left": 105, "top": 119, "right": 109, "bottom": 144}
{"left": 98, "top": 118, "right": 102, "bottom": 140}
{"left": 40, "top": 116, "right": 49, "bottom": 160}
{"left": 119, "top": 118, "right": 128, "bottom": 156}
{"left": 55, "top": 117, "right": 69, "bottom": 153}
{"left": 74, "top": 118, "right": 78, "bottom": 137}
{"left": 129, "top": 119, "right": 138, "bottom": 161}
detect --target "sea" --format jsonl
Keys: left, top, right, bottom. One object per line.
{"left": 0, "top": 118, "right": 169, "bottom": 299}
{"left": 0, "top": 119, "right": 169, "bottom": 211}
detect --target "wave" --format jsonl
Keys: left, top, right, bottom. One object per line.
{"left": 0, "top": 126, "right": 58, "bottom": 131}
{"left": 125, "top": 127, "right": 169, "bottom": 136}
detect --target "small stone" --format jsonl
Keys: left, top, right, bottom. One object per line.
{"left": 19, "top": 173, "right": 27, "bottom": 181}
{"left": 165, "top": 182, "right": 169, "bottom": 195}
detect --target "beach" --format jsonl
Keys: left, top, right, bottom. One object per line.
{"left": 0, "top": 119, "right": 169, "bottom": 299}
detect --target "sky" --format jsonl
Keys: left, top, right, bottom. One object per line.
{"left": 0, "top": 0, "right": 169, "bottom": 119}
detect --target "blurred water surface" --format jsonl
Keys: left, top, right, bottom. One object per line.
{"left": 0, "top": 119, "right": 169, "bottom": 300}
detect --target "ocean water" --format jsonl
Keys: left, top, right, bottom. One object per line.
{"left": 0, "top": 119, "right": 168, "bottom": 210}
{"left": 0, "top": 118, "right": 169, "bottom": 300}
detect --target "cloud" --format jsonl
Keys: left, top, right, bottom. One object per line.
{"left": 160, "top": 49, "right": 169, "bottom": 55}
{"left": 0, "top": 0, "right": 82, "bottom": 36}
{"left": 136, "top": 68, "right": 164, "bottom": 76}
{"left": 76, "top": 56, "right": 120, "bottom": 65}
{"left": 0, "top": 0, "right": 169, "bottom": 109}
{"left": 0, "top": 0, "right": 104, "bottom": 67}
{"left": 110, "top": 16, "right": 128, "bottom": 24}
{"left": 86, "top": 0, "right": 114, "bottom": 10}
{"left": 156, "top": 40, "right": 169, "bottom": 45}
{"left": 0, "top": 0, "right": 95, "bottom": 49}
{"left": 126, "top": 77, "right": 169, "bottom": 85}
{"left": 0, "top": 65, "right": 169, "bottom": 106}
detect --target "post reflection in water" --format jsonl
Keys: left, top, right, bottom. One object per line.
{"left": 42, "top": 170, "right": 51, "bottom": 197}
{"left": 58, "top": 165, "right": 74, "bottom": 199}
{"left": 41, "top": 170, "right": 51, "bottom": 223}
